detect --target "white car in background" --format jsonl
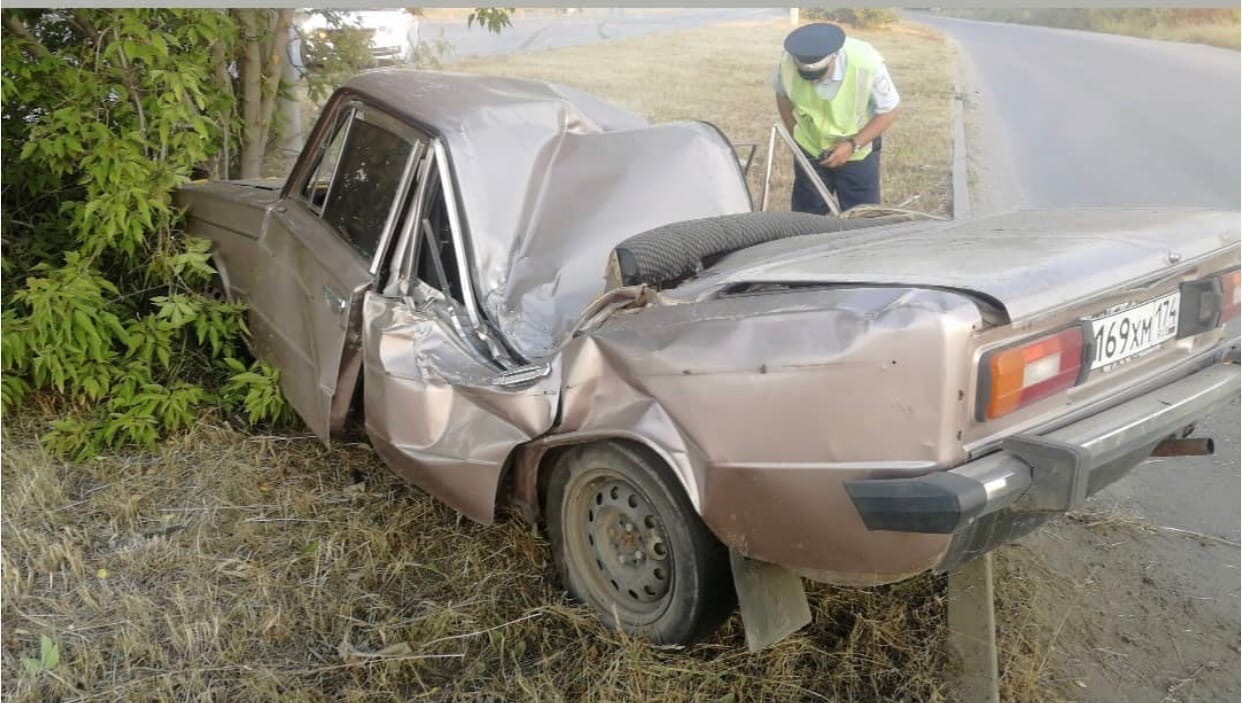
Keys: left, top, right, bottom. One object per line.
{"left": 296, "top": 9, "right": 420, "bottom": 64}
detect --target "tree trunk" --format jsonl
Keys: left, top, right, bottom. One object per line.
{"left": 276, "top": 40, "right": 306, "bottom": 162}
{"left": 236, "top": 9, "right": 293, "bottom": 179}
{"left": 237, "top": 9, "right": 264, "bottom": 179}
{"left": 255, "top": 9, "right": 294, "bottom": 173}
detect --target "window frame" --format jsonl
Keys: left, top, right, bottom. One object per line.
{"left": 299, "top": 105, "right": 355, "bottom": 216}
{"left": 290, "top": 99, "right": 428, "bottom": 275}
{"left": 387, "top": 139, "right": 481, "bottom": 330}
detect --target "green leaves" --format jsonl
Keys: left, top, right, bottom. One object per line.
{"left": 10, "top": 255, "right": 125, "bottom": 392}
{"left": 297, "top": 12, "right": 377, "bottom": 103}
{"left": 1, "top": 374, "right": 30, "bottom": 413}
{"left": 154, "top": 236, "right": 216, "bottom": 284}
{"left": 21, "top": 635, "right": 60, "bottom": 675}
{"left": 467, "top": 8, "right": 514, "bottom": 34}
{"left": 221, "top": 358, "right": 289, "bottom": 425}
{"left": 152, "top": 294, "right": 201, "bottom": 328}
{"left": 192, "top": 297, "right": 246, "bottom": 358}
{"left": 3, "top": 9, "right": 288, "bottom": 459}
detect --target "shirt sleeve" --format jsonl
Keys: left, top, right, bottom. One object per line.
{"left": 870, "top": 61, "right": 900, "bottom": 114}
{"left": 773, "top": 65, "right": 786, "bottom": 97}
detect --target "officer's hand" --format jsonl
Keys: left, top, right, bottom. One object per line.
{"left": 820, "top": 141, "right": 855, "bottom": 168}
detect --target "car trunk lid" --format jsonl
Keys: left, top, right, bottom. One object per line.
{"left": 678, "top": 208, "right": 1238, "bottom": 322}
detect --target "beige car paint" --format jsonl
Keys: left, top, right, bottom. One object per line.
{"left": 176, "top": 70, "right": 1242, "bottom": 588}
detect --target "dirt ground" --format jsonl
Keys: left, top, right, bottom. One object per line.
{"left": 997, "top": 516, "right": 1240, "bottom": 703}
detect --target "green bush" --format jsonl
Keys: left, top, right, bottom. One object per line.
{"left": 802, "top": 8, "right": 899, "bottom": 29}
{"left": 3, "top": 8, "right": 505, "bottom": 457}
{"left": 2, "top": 9, "right": 288, "bottom": 458}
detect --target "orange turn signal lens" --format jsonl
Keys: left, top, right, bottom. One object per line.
{"left": 1219, "top": 270, "right": 1241, "bottom": 323}
{"left": 981, "top": 327, "right": 1084, "bottom": 420}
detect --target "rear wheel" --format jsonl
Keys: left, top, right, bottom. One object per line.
{"left": 205, "top": 265, "right": 229, "bottom": 304}
{"left": 545, "top": 442, "right": 735, "bottom": 645}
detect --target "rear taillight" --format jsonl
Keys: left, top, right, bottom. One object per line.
{"left": 1219, "top": 269, "right": 1241, "bottom": 323}
{"left": 979, "top": 327, "right": 1084, "bottom": 420}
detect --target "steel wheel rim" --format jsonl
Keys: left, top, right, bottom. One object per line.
{"left": 564, "top": 467, "right": 674, "bottom": 624}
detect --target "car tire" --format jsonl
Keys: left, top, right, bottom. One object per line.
{"left": 205, "top": 269, "right": 229, "bottom": 303}
{"left": 545, "top": 441, "right": 735, "bottom": 645}
{"left": 608, "top": 211, "right": 904, "bottom": 289}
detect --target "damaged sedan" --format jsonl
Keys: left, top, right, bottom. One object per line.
{"left": 176, "top": 70, "right": 1241, "bottom": 647}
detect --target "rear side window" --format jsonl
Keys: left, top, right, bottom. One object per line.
{"left": 320, "top": 119, "right": 413, "bottom": 261}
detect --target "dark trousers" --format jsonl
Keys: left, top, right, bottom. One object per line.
{"left": 791, "top": 141, "right": 881, "bottom": 214}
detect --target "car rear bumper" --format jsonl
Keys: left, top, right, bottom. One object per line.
{"left": 844, "top": 346, "right": 1239, "bottom": 571}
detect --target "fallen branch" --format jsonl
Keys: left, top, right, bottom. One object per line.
{"left": 161, "top": 504, "right": 280, "bottom": 512}
{"left": 1162, "top": 661, "right": 1215, "bottom": 703}
{"left": 1153, "top": 525, "right": 1240, "bottom": 548}
{"left": 243, "top": 517, "right": 334, "bottom": 524}
{"left": 419, "top": 611, "right": 544, "bottom": 648}
{"left": 287, "top": 653, "right": 465, "bottom": 676}
{"left": 244, "top": 434, "right": 319, "bottom": 442}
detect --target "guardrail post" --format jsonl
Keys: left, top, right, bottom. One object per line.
{"left": 947, "top": 553, "right": 1000, "bottom": 703}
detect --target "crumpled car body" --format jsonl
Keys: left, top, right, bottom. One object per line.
{"left": 176, "top": 69, "right": 1241, "bottom": 587}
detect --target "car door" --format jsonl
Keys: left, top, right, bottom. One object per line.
{"left": 362, "top": 140, "right": 560, "bottom": 524}
{"left": 248, "top": 100, "right": 427, "bottom": 440}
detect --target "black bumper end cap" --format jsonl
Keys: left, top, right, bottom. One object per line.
{"left": 844, "top": 471, "right": 988, "bottom": 534}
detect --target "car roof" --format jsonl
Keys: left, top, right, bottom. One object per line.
{"left": 342, "top": 69, "right": 644, "bottom": 136}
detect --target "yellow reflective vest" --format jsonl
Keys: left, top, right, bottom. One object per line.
{"left": 779, "top": 37, "right": 882, "bottom": 161}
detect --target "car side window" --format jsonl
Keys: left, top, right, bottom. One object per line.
{"left": 320, "top": 119, "right": 414, "bottom": 262}
{"left": 410, "top": 171, "right": 465, "bottom": 306}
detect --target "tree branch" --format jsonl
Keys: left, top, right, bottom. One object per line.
{"left": 210, "top": 36, "right": 233, "bottom": 180}
{"left": 4, "top": 12, "right": 51, "bottom": 59}
{"left": 111, "top": 30, "right": 149, "bottom": 154}
{"left": 69, "top": 10, "right": 96, "bottom": 38}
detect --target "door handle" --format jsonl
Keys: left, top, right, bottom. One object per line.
{"left": 322, "top": 285, "right": 348, "bottom": 314}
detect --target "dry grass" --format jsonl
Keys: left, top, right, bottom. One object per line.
{"left": 3, "top": 20, "right": 985, "bottom": 703}
{"left": 449, "top": 20, "right": 955, "bottom": 217}
{"left": 3, "top": 417, "right": 957, "bottom": 702}
{"left": 990, "top": 552, "right": 1077, "bottom": 703}
{"left": 941, "top": 9, "right": 1241, "bottom": 51}
{"left": 1130, "top": 21, "right": 1240, "bottom": 51}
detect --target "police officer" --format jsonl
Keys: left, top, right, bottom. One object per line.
{"left": 775, "top": 23, "right": 901, "bottom": 214}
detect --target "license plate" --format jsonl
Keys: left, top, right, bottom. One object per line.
{"left": 1088, "top": 292, "right": 1180, "bottom": 371}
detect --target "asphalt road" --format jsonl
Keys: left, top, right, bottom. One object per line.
{"left": 913, "top": 14, "right": 1241, "bottom": 547}
{"left": 422, "top": 8, "right": 783, "bottom": 60}
{"left": 916, "top": 14, "right": 1241, "bottom": 213}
